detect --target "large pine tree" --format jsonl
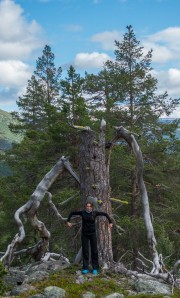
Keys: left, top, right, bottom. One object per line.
{"left": 10, "top": 75, "right": 45, "bottom": 133}
{"left": 84, "top": 25, "right": 180, "bottom": 266}
{"left": 0, "top": 31, "right": 179, "bottom": 267}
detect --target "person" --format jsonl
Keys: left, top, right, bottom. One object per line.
{"left": 67, "top": 201, "right": 113, "bottom": 275}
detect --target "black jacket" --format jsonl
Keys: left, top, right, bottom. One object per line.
{"left": 67, "top": 210, "right": 112, "bottom": 234}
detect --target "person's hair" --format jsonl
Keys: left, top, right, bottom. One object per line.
{"left": 85, "top": 201, "right": 93, "bottom": 208}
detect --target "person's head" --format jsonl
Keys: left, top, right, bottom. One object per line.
{"left": 84, "top": 202, "right": 93, "bottom": 212}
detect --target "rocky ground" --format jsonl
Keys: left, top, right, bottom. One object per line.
{"left": 2, "top": 257, "right": 180, "bottom": 298}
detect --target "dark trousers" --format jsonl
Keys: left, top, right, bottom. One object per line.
{"left": 81, "top": 233, "right": 99, "bottom": 270}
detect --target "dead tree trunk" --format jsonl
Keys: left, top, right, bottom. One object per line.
{"left": 1, "top": 156, "right": 79, "bottom": 267}
{"left": 78, "top": 122, "right": 113, "bottom": 266}
{"left": 113, "top": 126, "right": 162, "bottom": 274}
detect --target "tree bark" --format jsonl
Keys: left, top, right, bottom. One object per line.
{"left": 78, "top": 124, "right": 113, "bottom": 266}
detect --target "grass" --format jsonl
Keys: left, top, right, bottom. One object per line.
{"left": 7, "top": 264, "right": 179, "bottom": 298}
{"left": 19, "top": 265, "right": 123, "bottom": 298}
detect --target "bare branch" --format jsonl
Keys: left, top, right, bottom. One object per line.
{"left": 172, "top": 260, "right": 180, "bottom": 275}
{"left": 46, "top": 191, "right": 67, "bottom": 221}
{"left": 135, "top": 257, "right": 149, "bottom": 270}
{"left": 73, "top": 125, "right": 92, "bottom": 131}
{"left": 1, "top": 156, "right": 74, "bottom": 267}
{"left": 138, "top": 251, "right": 153, "bottom": 266}
{"left": 63, "top": 158, "right": 80, "bottom": 184}
{"left": 58, "top": 191, "right": 80, "bottom": 206}
{"left": 41, "top": 252, "right": 70, "bottom": 264}
{"left": 112, "top": 126, "right": 161, "bottom": 274}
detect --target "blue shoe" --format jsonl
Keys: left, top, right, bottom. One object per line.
{"left": 92, "top": 269, "right": 98, "bottom": 275}
{"left": 82, "top": 269, "right": 89, "bottom": 274}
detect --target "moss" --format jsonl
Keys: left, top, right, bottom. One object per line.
{"left": 16, "top": 265, "right": 122, "bottom": 298}
{"left": 6, "top": 265, "right": 180, "bottom": 298}
{"left": 37, "top": 275, "right": 120, "bottom": 297}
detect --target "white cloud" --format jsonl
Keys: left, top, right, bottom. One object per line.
{"left": 0, "top": 40, "right": 41, "bottom": 61}
{"left": 170, "top": 108, "right": 180, "bottom": 118}
{"left": 143, "top": 27, "right": 180, "bottom": 64}
{"left": 152, "top": 68, "right": 180, "bottom": 118}
{"left": 149, "top": 27, "right": 180, "bottom": 44}
{"left": 143, "top": 42, "right": 173, "bottom": 63}
{"left": 0, "top": 60, "right": 31, "bottom": 87}
{"left": 0, "top": 0, "right": 44, "bottom": 111}
{"left": 154, "top": 68, "right": 180, "bottom": 96}
{"left": 0, "top": 0, "right": 43, "bottom": 60}
{"left": 91, "top": 30, "right": 123, "bottom": 50}
{"left": 74, "top": 52, "right": 111, "bottom": 69}
{"left": 138, "top": 27, "right": 180, "bottom": 117}
{"left": 168, "top": 68, "right": 180, "bottom": 86}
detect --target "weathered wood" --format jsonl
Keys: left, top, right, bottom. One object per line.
{"left": 78, "top": 123, "right": 113, "bottom": 266}
{"left": 113, "top": 126, "right": 161, "bottom": 274}
{"left": 1, "top": 156, "right": 78, "bottom": 267}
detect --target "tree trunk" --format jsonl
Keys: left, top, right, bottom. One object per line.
{"left": 113, "top": 126, "right": 162, "bottom": 274}
{"left": 78, "top": 125, "right": 113, "bottom": 266}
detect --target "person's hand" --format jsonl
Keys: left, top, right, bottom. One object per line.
{"left": 109, "top": 223, "right": 113, "bottom": 229}
{"left": 67, "top": 222, "right": 73, "bottom": 228}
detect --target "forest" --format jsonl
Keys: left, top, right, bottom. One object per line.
{"left": 0, "top": 25, "right": 179, "bottom": 279}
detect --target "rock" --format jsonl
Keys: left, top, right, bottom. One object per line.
{"left": 25, "top": 259, "right": 70, "bottom": 274}
{"left": 24, "top": 270, "right": 49, "bottom": 283}
{"left": 134, "top": 275, "right": 171, "bottom": 295}
{"left": 82, "top": 291, "right": 96, "bottom": 298}
{"left": 125, "top": 289, "right": 137, "bottom": 296}
{"left": 76, "top": 270, "right": 82, "bottom": 275}
{"left": 10, "top": 284, "right": 36, "bottom": 296}
{"left": 76, "top": 274, "right": 85, "bottom": 284}
{"left": 3, "top": 262, "right": 178, "bottom": 298}
{"left": 104, "top": 294, "right": 124, "bottom": 298}
{"left": 44, "top": 286, "right": 66, "bottom": 298}
{"left": 28, "top": 295, "right": 45, "bottom": 298}
{"left": 4, "top": 269, "right": 27, "bottom": 287}
{"left": 46, "top": 259, "right": 70, "bottom": 271}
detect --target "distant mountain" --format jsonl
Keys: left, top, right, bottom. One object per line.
{"left": 0, "top": 109, "right": 22, "bottom": 152}
{"left": 160, "top": 118, "right": 180, "bottom": 139}
{"left": 0, "top": 109, "right": 23, "bottom": 176}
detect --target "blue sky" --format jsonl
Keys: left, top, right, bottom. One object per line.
{"left": 0, "top": 0, "right": 180, "bottom": 117}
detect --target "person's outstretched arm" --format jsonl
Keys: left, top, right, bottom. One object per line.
{"left": 95, "top": 211, "right": 113, "bottom": 228}
{"left": 67, "top": 211, "right": 82, "bottom": 228}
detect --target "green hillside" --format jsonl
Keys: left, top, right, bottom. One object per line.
{"left": 0, "top": 109, "right": 23, "bottom": 176}
{"left": 0, "top": 109, "right": 22, "bottom": 152}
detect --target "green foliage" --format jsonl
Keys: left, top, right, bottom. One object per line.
{"left": 113, "top": 215, "right": 148, "bottom": 263}
{"left": 35, "top": 44, "right": 62, "bottom": 105}
{"left": 156, "top": 229, "right": 174, "bottom": 257}
{"left": 10, "top": 45, "right": 62, "bottom": 134}
{"left": 16, "top": 265, "right": 126, "bottom": 298}
{"left": 0, "top": 261, "right": 7, "bottom": 295}
{"left": 0, "top": 28, "right": 180, "bottom": 271}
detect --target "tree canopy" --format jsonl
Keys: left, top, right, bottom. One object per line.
{"left": 0, "top": 26, "right": 179, "bottom": 271}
